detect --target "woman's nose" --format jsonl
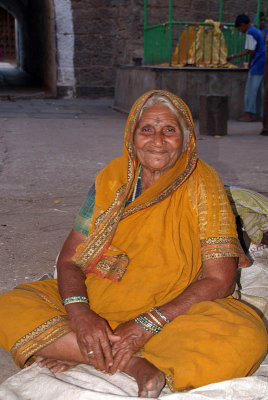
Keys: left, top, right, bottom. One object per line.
{"left": 153, "top": 130, "right": 165, "bottom": 145}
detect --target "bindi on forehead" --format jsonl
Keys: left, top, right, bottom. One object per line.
{"left": 155, "top": 117, "right": 162, "bottom": 126}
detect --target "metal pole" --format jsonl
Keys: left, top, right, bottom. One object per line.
{"left": 219, "top": 0, "right": 223, "bottom": 22}
{"left": 256, "top": 0, "right": 261, "bottom": 28}
{"left": 168, "top": 0, "right": 173, "bottom": 65}
{"left": 144, "top": 0, "right": 147, "bottom": 64}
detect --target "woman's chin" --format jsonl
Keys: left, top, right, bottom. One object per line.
{"left": 142, "top": 159, "right": 174, "bottom": 173}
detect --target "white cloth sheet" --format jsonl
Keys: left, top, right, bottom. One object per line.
{"left": 0, "top": 251, "right": 267, "bottom": 400}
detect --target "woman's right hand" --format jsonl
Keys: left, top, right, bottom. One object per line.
{"left": 68, "top": 305, "right": 120, "bottom": 372}
{"left": 56, "top": 230, "right": 120, "bottom": 372}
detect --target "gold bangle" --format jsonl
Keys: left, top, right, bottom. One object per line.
{"left": 146, "top": 312, "right": 163, "bottom": 327}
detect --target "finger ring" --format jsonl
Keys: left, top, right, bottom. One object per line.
{"left": 87, "top": 350, "right": 94, "bottom": 355}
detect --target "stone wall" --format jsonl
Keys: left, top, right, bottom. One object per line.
{"left": 70, "top": 0, "right": 260, "bottom": 96}
{"left": 72, "top": 0, "right": 144, "bottom": 97}
{"left": 114, "top": 65, "right": 248, "bottom": 119}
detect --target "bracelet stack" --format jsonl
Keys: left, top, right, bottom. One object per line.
{"left": 62, "top": 296, "right": 89, "bottom": 306}
{"left": 135, "top": 313, "right": 162, "bottom": 334}
{"left": 153, "top": 307, "right": 170, "bottom": 324}
{"left": 134, "top": 307, "right": 170, "bottom": 334}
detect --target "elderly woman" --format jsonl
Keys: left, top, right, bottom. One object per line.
{"left": 0, "top": 91, "right": 267, "bottom": 398}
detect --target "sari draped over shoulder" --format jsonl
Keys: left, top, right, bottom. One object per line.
{"left": 0, "top": 91, "right": 267, "bottom": 391}
{"left": 72, "top": 90, "right": 247, "bottom": 283}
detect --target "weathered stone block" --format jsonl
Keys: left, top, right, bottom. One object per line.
{"left": 72, "top": 0, "right": 111, "bottom": 8}
{"left": 73, "top": 7, "right": 117, "bottom": 19}
{"left": 76, "top": 66, "right": 115, "bottom": 86}
{"left": 192, "top": 0, "right": 211, "bottom": 11}
{"left": 91, "top": 53, "right": 114, "bottom": 65}
{"left": 110, "top": 0, "right": 130, "bottom": 6}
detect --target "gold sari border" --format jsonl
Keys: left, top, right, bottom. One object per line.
{"left": 165, "top": 374, "right": 175, "bottom": 392}
{"left": 73, "top": 183, "right": 131, "bottom": 277}
{"left": 201, "top": 237, "right": 249, "bottom": 267}
{"left": 165, "top": 374, "right": 195, "bottom": 392}
{"left": 11, "top": 315, "right": 70, "bottom": 368}
{"left": 87, "top": 254, "right": 129, "bottom": 281}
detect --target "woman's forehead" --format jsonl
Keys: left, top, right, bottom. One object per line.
{"left": 138, "top": 105, "right": 179, "bottom": 123}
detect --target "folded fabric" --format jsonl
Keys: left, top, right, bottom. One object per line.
{"left": 225, "top": 186, "right": 268, "bottom": 245}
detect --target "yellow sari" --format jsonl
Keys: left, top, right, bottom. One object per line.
{"left": 0, "top": 91, "right": 267, "bottom": 391}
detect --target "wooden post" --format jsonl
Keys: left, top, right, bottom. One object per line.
{"left": 199, "top": 95, "right": 228, "bottom": 136}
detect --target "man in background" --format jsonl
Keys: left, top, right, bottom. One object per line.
{"left": 253, "top": 11, "right": 268, "bottom": 39}
{"left": 227, "top": 14, "right": 266, "bottom": 122}
{"left": 261, "top": 42, "right": 268, "bottom": 136}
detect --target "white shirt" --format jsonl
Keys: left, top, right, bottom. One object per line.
{"left": 245, "top": 34, "right": 257, "bottom": 50}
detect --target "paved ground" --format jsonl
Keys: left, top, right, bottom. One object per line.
{"left": 0, "top": 97, "right": 267, "bottom": 384}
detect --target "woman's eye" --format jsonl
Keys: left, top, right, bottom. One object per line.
{"left": 164, "top": 127, "right": 175, "bottom": 134}
{"left": 141, "top": 127, "right": 152, "bottom": 133}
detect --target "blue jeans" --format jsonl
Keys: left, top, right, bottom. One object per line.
{"left": 244, "top": 73, "right": 264, "bottom": 117}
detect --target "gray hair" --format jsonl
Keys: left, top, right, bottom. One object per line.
{"left": 137, "top": 93, "right": 190, "bottom": 151}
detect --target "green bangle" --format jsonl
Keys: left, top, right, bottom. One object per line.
{"left": 152, "top": 307, "right": 170, "bottom": 324}
{"left": 62, "top": 296, "right": 89, "bottom": 306}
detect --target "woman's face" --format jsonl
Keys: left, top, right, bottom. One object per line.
{"left": 134, "top": 105, "right": 184, "bottom": 174}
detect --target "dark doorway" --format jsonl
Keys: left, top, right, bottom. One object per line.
{"left": 0, "top": 0, "right": 57, "bottom": 98}
{"left": 0, "top": 7, "right": 16, "bottom": 64}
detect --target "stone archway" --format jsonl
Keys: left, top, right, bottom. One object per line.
{"left": 0, "top": 0, "right": 61, "bottom": 96}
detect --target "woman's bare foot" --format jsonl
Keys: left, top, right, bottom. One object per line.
{"left": 36, "top": 356, "right": 78, "bottom": 373}
{"left": 124, "top": 356, "right": 165, "bottom": 398}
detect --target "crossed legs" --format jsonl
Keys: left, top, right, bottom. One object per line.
{"left": 35, "top": 332, "right": 165, "bottom": 398}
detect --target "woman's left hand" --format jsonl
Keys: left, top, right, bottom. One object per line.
{"left": 109, "top": 319, "right": 153, "bottom": 374}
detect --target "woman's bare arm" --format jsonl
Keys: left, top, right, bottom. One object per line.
{"left": 57, "top": 229, "right": 88, "bottom": 300}
{"left": 157, "top": 257, "right": 238, "bottom": 322}
{"left": 57, "top": 229, "right": 120, "bottom": 371}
